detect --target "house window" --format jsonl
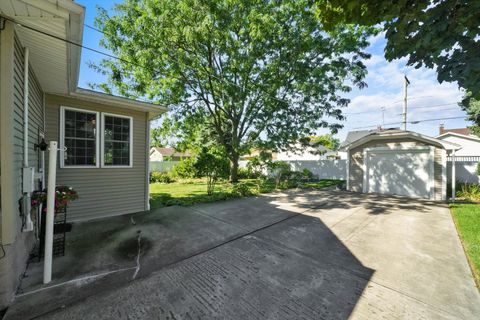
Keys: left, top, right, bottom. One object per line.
{"left": 61, "top": 107, "right": 99, "bottom": 167}
{"left": 102, "top": 114, "right": 133, "bottom": 167}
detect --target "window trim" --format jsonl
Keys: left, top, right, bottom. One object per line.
{"left": 60, "top": 106, "right": 100, "bottom": 168}
{"left": 100, "top": 112, "right": 133, "bottom": 168}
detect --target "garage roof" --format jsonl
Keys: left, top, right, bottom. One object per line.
{"left": 345, "top": 130, "right": 461, "bottom": 151}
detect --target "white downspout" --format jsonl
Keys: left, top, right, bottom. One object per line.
{"left": 23, "top": 47, "right": 29, "bottom": 168}
{"left": 22, "top": 47, "right": 34, "bottom": 232}
{"left": 145, "top": 113, "right": 151, "bottom": 211}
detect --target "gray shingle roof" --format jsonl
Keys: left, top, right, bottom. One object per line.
{"left": 340, "top": 130, "right": 374, "bottom": 149}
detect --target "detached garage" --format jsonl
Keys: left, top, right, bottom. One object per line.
{"left": 346, "top": 130, "right": 461, "bottom": 201}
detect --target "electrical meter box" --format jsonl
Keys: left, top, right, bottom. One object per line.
{"left": 23, "top": 167, "right": 35, "bottom": 193}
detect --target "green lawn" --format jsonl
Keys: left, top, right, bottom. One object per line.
{"left": 450, "top": 203, "right": 480, "bottom": 287}
{"left": 150, "top": 178, "right": 342, "bottom": 209}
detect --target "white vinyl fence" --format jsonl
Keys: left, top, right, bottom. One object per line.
{"left": 150, "top": 161, "right": 179, "bottom": 172}
{"left": 239, "top": 160, "right": 347, "bottom": 180}
{"left": 447, "top": 156, "right": 480, "bottom": 184}
{"left": 288, "top": 160, "right": 347, "bottom": 180}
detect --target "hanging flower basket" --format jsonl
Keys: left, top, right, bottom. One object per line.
{"left": 32, "top": 186, "right": 79, "bottom": 259}
{"left": 31, "top": 186, "right": 79, "bottom": 213}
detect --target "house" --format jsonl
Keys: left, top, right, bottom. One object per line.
{"left": 438, "top": 124, "right": 472, "bottom": 137}
{"left": 0, "top": 1, "right": 166, "bottom": 309}
{"left": 345, "top": 130, "right": 461, "bottom": 200}
{"left": 150, "top": 147, "right": 192, "bottom": 161}
{"left": 436, "top": 126, "right": 480, "bottom": 157}
{"left": 436, "top": 126, "right": 480, "bottom": 184}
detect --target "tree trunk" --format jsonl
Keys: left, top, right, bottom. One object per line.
{"left": 230, "top": 153, "right": 239, "bottom": 183}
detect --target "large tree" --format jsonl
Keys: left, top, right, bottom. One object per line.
{"left": 461, "top": 94, "right": 480, "bottom": 135}
{"left": 316, "top": 0, "right": 480, "bottom": 102}
{"left": 92, "top": 0, "right": 374, "bottom": 181}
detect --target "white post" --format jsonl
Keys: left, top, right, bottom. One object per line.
{"left": 451, "top": 150, "right": 456, "bottom": 202}
{"left": 403, "top": 75, "right": 410, "bottom": 131}
{"left": 43, "top": 141, "right": 58, "bottom": 284}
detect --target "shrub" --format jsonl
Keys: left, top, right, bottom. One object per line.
{"left": 231, "top": 181, "right": 258, "bottom": 197}
{"left": 477, "top": 162, "right": 480, "bottom": 176}
{"left": 194, "top": 147, "right": 230, "bottom": 195}
{"left": 150, "top": 171, "right": 175, "bottom": 183}
{"left": 267, "top": 161, "right": 292, "bottom": 188}
{"left": 237, "top": 167, "right": 262, "bottom": 179}
{"left": 301, "top": 168, "right": 314, "bottom": 181}
{"left": 171, "top": 157, "right": 197, "bottom": 179}
{"left": 457, "top": 182, "right": 480, "bottom": 202}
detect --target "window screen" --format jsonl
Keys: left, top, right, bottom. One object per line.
{"left": 63, "top": 109, "right": 97, "bottom": 166}
{"left": 103, "top": 115, "right": 131, "bottom": 166}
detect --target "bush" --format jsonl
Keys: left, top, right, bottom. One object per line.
{"left": 150, "top": 171, "right": 175, "bottom": 183}
{"left": 457, "top": 182, "right": 480, "bottom": 202}
{"left": 477, "top": 162, "right": 480, "bottom": 176}
{"left": 301, "top": 168, "right": 314, "bottom": 181}
{"left": 267, "top": 161, "right": 292, "bottom": 188}
{"left": 194, "top": 147, "right": 230, "bottom": 195}
{"left": 231, "top": 181, "right": 258, "bottom": 197}
{"left": 171, "top": 157, "right": 197, "bottom": 179}
{"left": 237, "top": 167, "right": 262, "bottom": 179}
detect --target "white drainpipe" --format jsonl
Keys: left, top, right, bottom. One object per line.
{"left": 23, "top": 47, "right": 29, "bottom": 167}
{"left": 22, "top": 47, "right": 34, "bottom": 232}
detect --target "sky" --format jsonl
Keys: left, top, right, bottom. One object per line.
{"left": 75, "top": 0, "right": 472, "bottom": 142}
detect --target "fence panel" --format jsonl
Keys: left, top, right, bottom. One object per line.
{"left": 447, "top": 159, "right": 480, "bottom": 184}
{"left": 287, "top": 160, "right": 347, "bottom": 180}
{"left": 150, "top": 161, "right": 179, "bottom": 172}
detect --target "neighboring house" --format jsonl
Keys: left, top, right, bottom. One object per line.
{"left": 345, "top": 130, "right": 460, "bottom": 201}
{"left": 438, "top": 124, "right": 472, "bottom": 137}
{"left": 436, "top": 127, "right": 480, "bottom": 184}
{"left": 0, "top": 1, "right": 166, "bottom": 309}
{"left": 436, "top": 129, "right": 480, "bottom": 157}
{"left": 240, "top": 149, "right": 277, "bottom": 161}
{"left": 150, "top": 147, "right": 192, "bottom": 161}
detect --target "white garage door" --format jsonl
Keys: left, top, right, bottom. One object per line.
{"left": 365, "top": 148, "right": 434, "bottom": 199}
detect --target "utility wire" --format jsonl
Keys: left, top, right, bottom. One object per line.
{"left": 352, "top": 116, "right": 467, "bottom": 130}
{"left": 8, "top": 16, "right": 466, "bottom": 127}
{"left": 4, "top": 16, "right": 297, "bottom": 106}
{"left": 345, "top": 102, "right": 460, "bottom": 116}
{"left": 4, "top": 17, "right": 288, "bottom": 102}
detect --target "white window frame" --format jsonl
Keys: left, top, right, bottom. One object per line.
{"left": 100, "top": 113, "right": 133, "bottom": 168}
{"left": 60, "top": 106, "right": 100, "bottom": 168}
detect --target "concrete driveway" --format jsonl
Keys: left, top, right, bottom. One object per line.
{"left": 6, "top": 189, "right": 480, "bottom": 319}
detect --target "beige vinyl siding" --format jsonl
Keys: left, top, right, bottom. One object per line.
{"left": 12, "top": 34, "right": 25, "bottom": 206}
{"left": 348, "top": 138, "right": 445, "bottom": 200}
{"left": 45, "top": 94, "right": 148, "bottom": 221}
{"left": 0, "top": 26, "right": 41, "bottom": 309}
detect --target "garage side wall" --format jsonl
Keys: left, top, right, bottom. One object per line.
{"left": 45, "top": 94, "right": 148, "bottom": 221}
{"left": 348, "top": 139, "right": 444, "bottom": 200}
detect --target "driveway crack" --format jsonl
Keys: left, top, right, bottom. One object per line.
{"left": 132, "top": 230, "right": 142, "bottom": 280}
